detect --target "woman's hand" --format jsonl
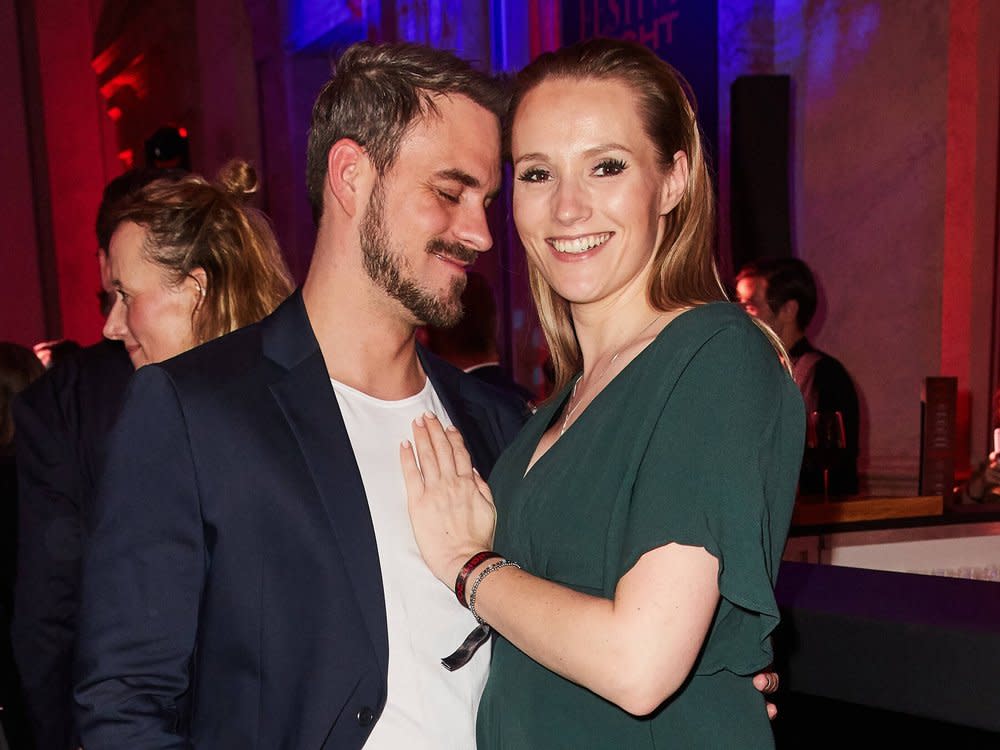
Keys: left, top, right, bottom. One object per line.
{"left": 400, "top": 412, "right": 496, "bottom": 586}
{"left": 753, "top": 670, "right": 780, "bottom": 720}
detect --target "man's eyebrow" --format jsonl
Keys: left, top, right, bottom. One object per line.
{"left": 434, "top": 168, "right": 500, "bottom": 201}
{"left": 434, "top": 168, "right": 481, "bottom": 188}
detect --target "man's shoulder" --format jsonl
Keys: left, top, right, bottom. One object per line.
{"left": 156, "top": 321, "right": 270, "bottom": 388}
{"left": 464, "top": 369, "right": 531, "bottom": 421}
{"left": 421, "top": 348, "right": 530, "bottom": 424}
{"left": 469, "top": 364, "right": 536, "bottom": 403}
{"left": 811, "top": 347, "right": 853, "bottom": 381}
{"left": 796, "top": 341, "right": 858, "bottom": 402}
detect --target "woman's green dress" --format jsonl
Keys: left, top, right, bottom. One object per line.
{"left": 477, "top": 303, "right": 805, "bottom": 749}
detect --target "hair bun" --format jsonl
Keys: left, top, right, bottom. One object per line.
{"left": 216, "top": 159, "right": 259, "bottom": 202}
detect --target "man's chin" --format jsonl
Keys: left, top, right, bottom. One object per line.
{"left": 415, "top": 304, "right": 462, "bottom": 329}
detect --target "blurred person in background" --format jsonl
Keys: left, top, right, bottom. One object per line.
{"left": 98, "top": 160, "right": 292, "bottom": 368}
{"left": 958, "top": 388, "right": 1000, "bottom": 503}
{"left": 736, "top": 258, "right": 860, "bottom": 496}
{"left": 13, "top": 161, "right": 291, "bottom": 750}
{"left": 0, "top": 342, "right": 45, "bottom": 749}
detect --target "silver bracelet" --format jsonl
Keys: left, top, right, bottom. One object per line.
{"left": 468, "top": 559, "right": 520, "bottom": 626}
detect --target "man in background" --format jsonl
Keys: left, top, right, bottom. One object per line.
{"left": 736, "top": 258, "right": 860, "bottom": 495}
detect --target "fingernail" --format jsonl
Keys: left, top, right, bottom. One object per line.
{"left": 445, "top": 424, "right": 458, "bottom": 433}
{"left": 414, "top": 416, "right": 424, "bottom": 427}
{"left": 401, "top": 440, "right": 411, "bottom": 448}
{"left": 424, "top": 411, "right": 438, "bottom": 420}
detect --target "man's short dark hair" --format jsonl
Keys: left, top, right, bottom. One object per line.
{"left": 736, "top": 258, "right": 818, "bottom": 330}
{"left": 305, "top": 42, "right": 507, "bottom": 224}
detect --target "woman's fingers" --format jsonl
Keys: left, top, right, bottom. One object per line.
{"left": 401, "top": 417, "right": 496, "bottom": 584}
{"left": 753, "top": 671, "right": 779, "bottom": 694}
{"left": 410, "top": 414, "right": 441, "bottom": 482}
{"left": 445, "top": 424, "right": 475, "bottom": 477}
{"left": 472, "top": 468, "right": 494, "bottom": 505}
{"left": 400, "top": 440, "right": 424, "bottom": 501}
{"left": 421, "top": 412, "right": 459, "bottom": 477}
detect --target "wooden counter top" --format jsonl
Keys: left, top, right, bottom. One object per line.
{"left": 791, "top": 494, "right": 943, "bottom": 527}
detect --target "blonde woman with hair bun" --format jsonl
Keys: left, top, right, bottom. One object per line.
{"left": 102, "top": 160, "right": 293, "bottom": 368}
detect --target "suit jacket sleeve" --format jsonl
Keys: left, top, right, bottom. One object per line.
{"left": 75, "top": 366, "right": 204, "bottom": 749}
{"left": 12, "top": 369, "right": 83, "bottom": 750}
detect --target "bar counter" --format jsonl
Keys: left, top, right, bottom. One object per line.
{"left": 774, "top": 496, "right": 1000, "bottom": 743}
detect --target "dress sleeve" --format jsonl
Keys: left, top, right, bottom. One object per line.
{"left": 620, "top": 322, "right": 804, "bottom": 674}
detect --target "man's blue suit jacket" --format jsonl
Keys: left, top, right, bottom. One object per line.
{"left": 74, "top": 291, "right": 528, "bottom": 748}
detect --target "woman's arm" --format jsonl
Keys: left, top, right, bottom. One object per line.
{"left": 402, "top": 413, "right": 720, "bottom": 715}
{"left": 472, "top": 540, "right": 719, "bottom": 715}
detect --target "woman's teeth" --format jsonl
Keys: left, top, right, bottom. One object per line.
{"left": 550, "top": 232, "right": 611, "bottom": 254}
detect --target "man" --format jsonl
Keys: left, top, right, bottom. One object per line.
{"left": 424, "top": 270, "right": 535, "bottom": 404}
{"left": 73, "top": 43, "right": 527, "bottom": 748}
{"left": 12, "top": 167, "right": 177, "bottom": 750}
{"left": 736, "top": 258, "right": 860, "bottom": 495}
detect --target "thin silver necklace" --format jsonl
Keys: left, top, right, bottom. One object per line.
{"left": 559, "top": 312, "right": 664, "bottom": 436}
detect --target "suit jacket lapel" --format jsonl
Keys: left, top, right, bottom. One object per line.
{"left": 262, "top": 293, "right": 389, "bottom": 676}
{"left": 418, "top": 345, "right": 498, "bottom": 477}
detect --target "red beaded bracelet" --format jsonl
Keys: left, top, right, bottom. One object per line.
{"left": 454, "top": 551, "right": 500, "bottom": 607}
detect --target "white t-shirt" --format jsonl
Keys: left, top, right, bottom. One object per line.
{"left": 330, "top": 377, "right": 488, "bottom": 749}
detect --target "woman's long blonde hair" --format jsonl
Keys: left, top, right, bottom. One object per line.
{"left": 507, "top": 39, "right": 784, "bottom": 392}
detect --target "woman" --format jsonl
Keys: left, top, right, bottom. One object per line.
{"left": 402, "top": 39, "right": 804, "bottom": 747}
{"left": 102, "top": 160, "right": 293, "bottom": 367}
{"left": 12, "top": 162, "right": 292, "bottom": 750}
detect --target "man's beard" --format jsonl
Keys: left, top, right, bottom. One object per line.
{"left": 360, "top": 182, "right": 476, "bottom": 328}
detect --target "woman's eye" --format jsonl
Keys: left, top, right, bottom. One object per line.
{"left": 594, "top": 158, "right": 627, "bottom": 177}
{"left": 436, "top": 189, "right": 460, "bottom": 204}
{"left": 517, "top": 167, "right": 550, "bottom": 183}
{"left": 116, "top": 290, "right": 130, "bottom": 306}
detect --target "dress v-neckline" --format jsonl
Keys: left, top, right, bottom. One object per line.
{"left": 521, "top": 381, "right": 577, "bottom": 478}
{"left": 519, "top": 303, "right": 713, "bottom": 479}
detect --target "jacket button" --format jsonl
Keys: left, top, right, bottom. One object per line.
{"left": 357, "top": 706, "right": 375, "bottom": 727}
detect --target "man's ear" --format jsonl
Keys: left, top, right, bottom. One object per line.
{"left": 659, "top": 150, "right": 690, "bottom": 215}
{"left": 777, "top": 298, "right": 799, "bottom": 327}
{"left": 326, "top": 139, "right": 371, "bottom": 218}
